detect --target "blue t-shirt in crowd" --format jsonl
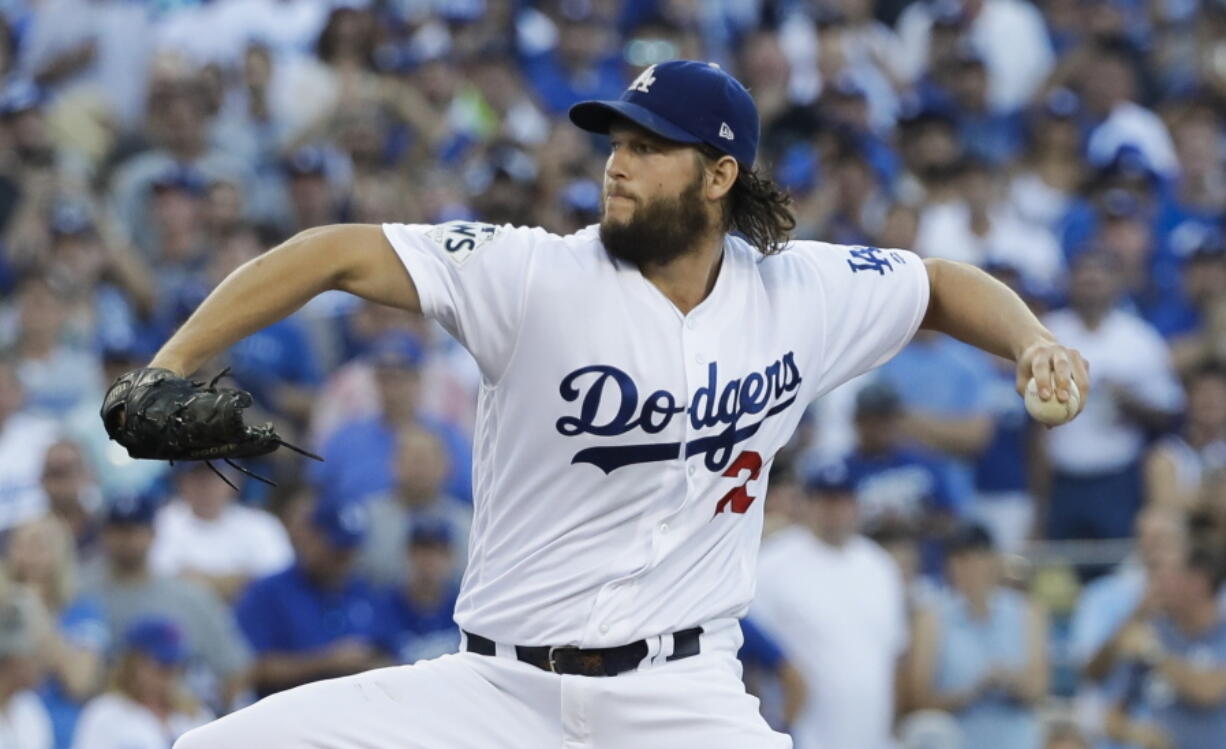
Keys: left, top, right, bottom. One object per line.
{"left": 312, "top": 416, "right": 473, "bottom": 503}
{"left": 1104, "top": 615, "right": 1226, "bottom": 749}
{"left": 38, "top": 596, "right": 109, "bottom": 749}
{"left": 876, "top": 337, "right": 992, "bottom": 507}
{"left": 845, "top": 446, "right": 966, "bottom": 522}
{"left": 738, "top": 616, "right": 784, "bottom": 672}
{"left": 234, "top": 563, "right": 388, "bottom": 694}
{"left": 379, "top": 583, "right": 461, "bottom": 665}
{"left": 973, "top": 366, "right": 1031, "bottom": 495}
{"left": 933, "top": 587, "right": 1040, "bottom": 749}
{"left": 227, "top": 318, "right": 323, "bottom": 412}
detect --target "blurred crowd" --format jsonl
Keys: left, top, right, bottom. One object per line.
{"left": 1, "top": 0, "right": 1225, "bottom": 747}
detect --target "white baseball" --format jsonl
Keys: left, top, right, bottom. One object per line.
{"left": 1024, "top": 377, "right": 1081, "bottom": 426}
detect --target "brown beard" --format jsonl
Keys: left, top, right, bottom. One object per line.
{"left": 599, "top": 172, "right": 713, "bottom": 268}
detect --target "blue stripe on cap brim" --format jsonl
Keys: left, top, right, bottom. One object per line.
{"left": 569, "top": 100, "right": 703, "bottom": 146}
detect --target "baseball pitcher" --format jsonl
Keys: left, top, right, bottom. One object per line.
{"left": 102, "top": 61, "right": 1089, "bottom": 748}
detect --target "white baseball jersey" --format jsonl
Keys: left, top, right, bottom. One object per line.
{"left": 382, "top": 221, "right": 930, "bottom": 648}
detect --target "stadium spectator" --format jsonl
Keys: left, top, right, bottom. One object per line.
{"left": 379, "top": 517, "right": 461, "bottom": 665}
{"left": 4, "top": 515, "right": 105, "bottom": 749}
{"left": 0, "top": 356, "right": 59, "bottom": 531}
{"left": 1152, "top": 234, "right": 1226, "bottom": 374}
{"left": 17, "top": 0, "right": 154, "bottom": 132}
{"left": 736, "top": 616, "right": 807, "bottom": 736}
{"left": 1007, "top": 88, "right": 1085, "bottom": 234}
{"left": 875, "top": 329, "right": 993, "bottom": 511}
{"left": 9, "top": 273, "right": 104, "bottom": 418}
{"left": 1103, "top": 546, "right": 1226, "bottom": 749}
{"left": 1144, "top": 365, "right": 1226, "bottom": 511}
{"left": 1042, "top": 251, "right": 1184, "bottom": 541}
{"left": 908, "top": 523, "right": 1048, "bottom": 749}
{"left": 895, "top": 0, "right": 1055, "bottom": 113}
{"left": 843, "top": 381, "right": 964, "bottom": 554}
{"left": 38, "top": 440, "right": 104, "bottom": 568}
{"left": 359, "top": 424, "right": 470, "bottom": 587}
{"left": 71, "top": 617, "right": 211, "bottom": 749}
{"left": 312, "top": 331, "right": 472, "bottom": 504}
{"left": 88, "top": 492, "right": 251, "bottom": 712}
{"left": 915, "top": 156, "right": 1065, "bottom": 296}
{"left": 109, "top": 61, "right": 251, "bottom": 256}
{"left": 1157, "top": 104, "right": 1225, "bottom": 263}
{"left": 521, "top": 6, "right": 625, "bottom": 116}
{"left": 149, "top": 463, "right": 293, "bottom": 603}
{"left": 0, "top": 591, "right": 53, "bottom": 749}
{"left": 754, "top": 460, "right": 907, "bottom": 749}
{"left": 1069, "top": 506, "right": 1188, "bottom": 742}
{"left": 1077, "top": 38, "right": 1179, "bottom": 180}
{"left": 234, "top": 495, "right": 389, "bottom": 698}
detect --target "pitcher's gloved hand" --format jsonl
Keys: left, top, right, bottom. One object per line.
{"left": 100, "top": 366, "right": 321, "bottom": 488}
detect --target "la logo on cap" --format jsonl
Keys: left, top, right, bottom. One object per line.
{"left": 629, "top": 65, "right": 657, "bottom": 94}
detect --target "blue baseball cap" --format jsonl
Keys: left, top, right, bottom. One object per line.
{"left": 804, "top": 460, "right": 856, "bottom": 496}
{"left": 569, "top": 60, "right": 759, "bottom": 168}
{"left": 105, "top": 491, "right": 159, "bottom": 526}
{"left": 124, "top": 616, "right": 187, "bottom": 666}
{"left": 310, "top": 499, "right": 370, "bottom": 549}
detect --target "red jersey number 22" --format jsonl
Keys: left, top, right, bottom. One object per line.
{"left": 713, "top": 451, "right": 762, "bottom": 516}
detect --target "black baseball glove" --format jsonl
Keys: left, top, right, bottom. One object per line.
{"left": 100, "top": 367, "right": 320, "bottom": 488}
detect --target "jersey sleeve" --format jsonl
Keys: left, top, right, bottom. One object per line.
{"left": 382, "top": 221, "right": 539, "bottom": 382}
{"left": 797, "top": 244, "right": 930, "bottom": 397}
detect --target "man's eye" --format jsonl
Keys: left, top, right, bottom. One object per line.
{"left": 635, "top": 143, "right": 654, "bottom": 154}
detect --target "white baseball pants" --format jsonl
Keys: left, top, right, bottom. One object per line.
{"left": 173, "top": 627, "right": 790, "bottom": 748}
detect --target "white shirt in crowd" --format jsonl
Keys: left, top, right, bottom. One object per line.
{"left": 754, "top": 526, "right": 908, "bottom": 749}
{"left": 149, "top": 499, "right": 293, "bottom": 580}
{"left": 1043, "top": 308, "right": 1184, "bottom": 474}
{"left": 896, "top": 0, "right": 1055, "bottom": 113}
{"left": 0, "top": 690, "right": 52, "bottom": 749}
{"left": 0, "top": 412, "right": 58, "bottom": 532}
{"left": 382, "top": 221, "right": 929, "bottom": 647}
{"left": 71, "top": 693, "right": 211, "bottom": 749}
{"left": 915, "top": 200, "right": 1065, "bottom": 295}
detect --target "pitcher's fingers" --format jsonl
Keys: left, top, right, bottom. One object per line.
{"left": 1053, "top": 354, "right": 1074, "bottom": 403}
{"left": 1031, "top": 347, "right": 1054, "bottom": 400}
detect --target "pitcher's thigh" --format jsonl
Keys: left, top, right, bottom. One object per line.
{"left": 594, "top": 656, "right": 792, "bottom": 749}
{"left": 174, "top": 653, "right": 561, "bottom": 749}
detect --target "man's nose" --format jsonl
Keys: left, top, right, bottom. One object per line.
{"left": 605, "top": 150, "right": 630, "bottom": 181}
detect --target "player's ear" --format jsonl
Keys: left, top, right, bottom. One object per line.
{"left": 705, "top": 154, "right": 738, "bottom": 201}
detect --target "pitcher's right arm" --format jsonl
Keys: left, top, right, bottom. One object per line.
{"left": 151, "top": 224, "right": 417, "bottom": 376}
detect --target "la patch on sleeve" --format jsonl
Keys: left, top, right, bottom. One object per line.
{"left": 427, "top": 221, "right": 502, "bottom": 266}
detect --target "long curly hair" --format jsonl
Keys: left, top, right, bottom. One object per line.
{"left": 697, "top": 145, "right": 796, "bottom": 256}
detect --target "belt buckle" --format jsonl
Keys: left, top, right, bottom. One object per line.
{"left": 547, "top": 645, "right": 566, "bottom": 674}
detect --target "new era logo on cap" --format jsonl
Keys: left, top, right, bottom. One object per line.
{"left": 719, "top": 123, "right": 734, "bottom": 141}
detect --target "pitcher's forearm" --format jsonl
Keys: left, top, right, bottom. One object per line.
{"left": 151, "top": 229, "right": 341, "bottom": 375}
{"left": 920, "top": 258, "right": 1054, "bottom": 361}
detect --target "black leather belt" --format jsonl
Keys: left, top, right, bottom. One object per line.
{"left": 463, "top": 627, "right": 703, "bottom": 677}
